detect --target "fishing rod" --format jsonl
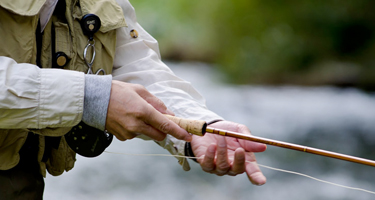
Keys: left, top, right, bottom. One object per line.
{"left": 165, "top": 115, "right": 375, "bottom": 167}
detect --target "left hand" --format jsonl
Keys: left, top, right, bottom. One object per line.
{"left": 190, "top": 121, "right": 267, "bottom": 185}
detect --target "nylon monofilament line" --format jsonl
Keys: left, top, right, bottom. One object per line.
{"left": 104, "top": 151, "right": 375, "bottom": 195}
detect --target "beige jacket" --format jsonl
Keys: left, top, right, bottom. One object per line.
{"left": 0, "top": 0, "right": 222, "bottom": 177}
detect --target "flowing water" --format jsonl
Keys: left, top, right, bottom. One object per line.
{"left": 45, "top": 62, "right": 375, "bottom": 200}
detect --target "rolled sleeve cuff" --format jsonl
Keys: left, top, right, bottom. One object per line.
{"left": 82, "top": 75, "right": 113, "bottom": 131}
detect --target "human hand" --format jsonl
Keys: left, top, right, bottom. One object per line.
{"left": 190, "top": 121, "right": 267, "bottom": 185}
{"left": 105, "top": 80, "right": 192, "bottom": 142}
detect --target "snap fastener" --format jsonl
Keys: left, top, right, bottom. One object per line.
{"left": 55, "top": 52, "right": 69, "bottom": 68}
{"left": 130, "top": 29, "right": 139, "bottom": 38}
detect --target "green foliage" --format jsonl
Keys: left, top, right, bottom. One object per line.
{"left": 130, "top": 0, "right": 375, "bottom": 89}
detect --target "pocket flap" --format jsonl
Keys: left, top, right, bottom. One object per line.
{"left": 79, "top": 0, "right": 127, "bottom": 33}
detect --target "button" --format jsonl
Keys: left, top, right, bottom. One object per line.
{"left": 130, "top": 29, "right": 138, "bottom": 38}
{"left": 55, "top": 52, "right": 69, "bottom": 68}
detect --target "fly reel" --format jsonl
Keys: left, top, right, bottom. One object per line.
{"left": 65, "top": 121, "right": 113, "bottom": 157}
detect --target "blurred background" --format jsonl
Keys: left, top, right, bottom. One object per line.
{"left": 45, "top": 1, "right": 375, "bottom": 200}
{"left": 131, "top": 0, "right": 375, "bottom": 90}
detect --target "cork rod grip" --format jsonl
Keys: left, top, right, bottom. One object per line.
{"left": 164, "top": 115, "right": 207, "bottom": 136}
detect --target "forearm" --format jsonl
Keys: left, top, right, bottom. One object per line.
{"left": 0, "top": 56, "right": 85, "bottom": 129}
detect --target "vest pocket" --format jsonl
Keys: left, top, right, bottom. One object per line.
{"left": 53, "top": 22, "right": 72, "bottom": 68}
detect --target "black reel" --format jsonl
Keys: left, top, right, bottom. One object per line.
{"left": 65, "top": 121, "right": 113, "bottom": 157}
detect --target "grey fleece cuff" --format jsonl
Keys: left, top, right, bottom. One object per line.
{"left": 82, "top": 74, "right": 112, "bottom": 131}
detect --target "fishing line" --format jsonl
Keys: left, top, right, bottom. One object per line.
{"left": 255, "top": 163, "right": 375, "bottom": 195}
{"left": 105, "top": 151, "right": 200, "bottom": 159}
{"left": 105, "top": 151, "right": 375, "bottom": 195}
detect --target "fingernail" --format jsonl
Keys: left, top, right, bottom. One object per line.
{"left": 255, "top": 181, "right": 266, "bottom": 186}
{"left": 255, "top": 176, "right": 267, "bottom": 186}
{"left": 185, "top": 134, "right": 192, "bottom": 142}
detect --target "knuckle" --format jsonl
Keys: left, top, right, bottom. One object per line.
{"left": 129, "top": 104, "right": 147, "bottom": 117}
{"left": 159, "top": 121, "right": 171, "bottom": 134}
{"left": 123, "top": 121, "right": 141, "bottom": 134}
{"left": 117, "top": 129, "right": 137, "bottom": 140}
{"left": 125, "top": 125, "right": 138, "bottom": 134}
{"left": 201, "top": 166, "right": 214, "bottom": 173}
{"left": 217, "top": 162, "right": 230, "bottom": 171}
{"left": 237, "top": 123, "right": 246, "bottom": 128}
{"left": 132, "top": 83, "right": 144, "bottom": 90}
{"left": 124, "top": 134, "right": 136, "bottom": 140}
{"left": 115, "top": 134, "right": 127, "bottom": 141}
{"left": 237, "top": 123, "right": 251, "bottom": 134}
{"left": 217, "top": 148, "right": 227, "bottom": 156}
{"left": 228, "top": 171, "right": 238, "bottom": 176}
{"left": 201, "top": 156, "right": 215, "bottom": 172}
{"left": 133, "top": 84, "right": 147, "bottom": 93}
{"left": 115, "top": 135, "right": 126, "bottom": 141}
{"left": 235, "top": 158, "right": 246, "bottom": 166}
{"left": 235, "top": 154, "right": 246, "bottom": 163}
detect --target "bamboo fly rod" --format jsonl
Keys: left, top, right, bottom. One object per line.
{"left": 165, "top": 115, "right": 375, "bottom": 167}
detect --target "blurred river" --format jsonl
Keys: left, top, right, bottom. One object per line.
{"left": 45, "top": 62, "right": 375, "bottom": 200}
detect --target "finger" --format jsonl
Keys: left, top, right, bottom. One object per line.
{"left": 109, "top": 116, "right": 166, "bottom": 141}
{"left": 201, "top": 144, "right": 216, "bottom": 172}
{"left": 215, "top": 136, "right": 230, "bottom": 175}
{"left": 230, "top": 148, "right": 246, "bottom": 175}
{"left": 135, "top": 84, "right": 172, "bottom": 114}
{"left": 144, "top": 108, "right": 192, "bottom": 142}
{"left": 135, "top": 123, "right": 167, "bottom": 141}
{"left": 245, "top": 160, "right": 266, "bottom": 186}
{"left": 236, "top": 124, "right": 267, "bottom": 152}
{"left": 239, "top": 140, "right": 267, "bottom": 153}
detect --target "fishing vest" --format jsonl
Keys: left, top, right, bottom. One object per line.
{"left": 0, "top": 0, "right": 126, "bottom": 176}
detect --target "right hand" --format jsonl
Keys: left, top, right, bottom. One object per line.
{"left": 105, "top": 80, "right": 192, "bottom": 142}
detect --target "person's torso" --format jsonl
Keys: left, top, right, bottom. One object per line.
{"left": 0, "top": 0, "right": 126, "bottom": 175}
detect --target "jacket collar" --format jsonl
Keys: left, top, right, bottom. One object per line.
{"left": 0, "top": 0, "right": 47, "bottom": 16}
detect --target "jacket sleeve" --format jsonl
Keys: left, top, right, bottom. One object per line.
{"left": 113, "top": 0, "right": 223, "bottom": 170}
{"left": 0, "top": 56, "right": 85, "bottom": 131}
